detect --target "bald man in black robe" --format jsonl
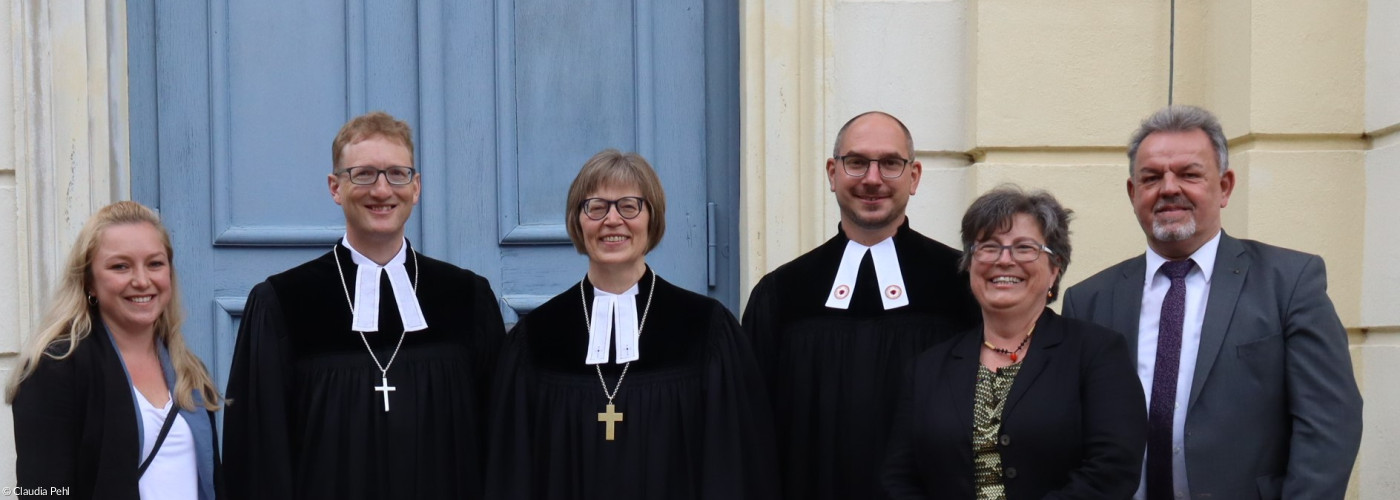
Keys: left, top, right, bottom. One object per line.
{"left": 743, "top": 112, "right": 978, "bottom": 500}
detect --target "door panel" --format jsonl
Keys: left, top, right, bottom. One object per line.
{"left": 495, "top": 0, "right": 710, "bottom": 312}
{"left": 511, "top": 0, "right": 637, "bottom": 230}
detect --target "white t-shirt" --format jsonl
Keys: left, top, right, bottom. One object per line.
{"left": 134, "top": 387, "right": 198, "bottom": 499}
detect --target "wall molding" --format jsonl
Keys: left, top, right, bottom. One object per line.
{"left": 9, "top": 0, "right": 129, "bottom": 349}
{"left": 3, "top": 0, "right": 129, "bottom": 490}
{"left": 739, "top": 0, "right": 832, "bottom": 302}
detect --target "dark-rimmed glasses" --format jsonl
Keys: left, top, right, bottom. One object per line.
{"left": 971, "top": 242, "right": 1054, "bottom": 263}
{"left": 834, "top": 155, "right": 911, "bottom": 179}
{"left": 335, "top": 166, "right": 417, "bottom": 185}
{"left": 580, "top": 197, "right": 647, "bottom": 220}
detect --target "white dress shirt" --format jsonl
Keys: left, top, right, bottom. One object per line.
{"left": 1133, "top": 230, "right": 1221, "bottom": 500}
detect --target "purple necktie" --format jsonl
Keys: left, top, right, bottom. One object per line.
{"left": 1147, "top": 259, "right": 1194, "bottom": 500}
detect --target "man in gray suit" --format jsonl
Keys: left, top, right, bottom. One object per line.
{"left": 1062, "top": 105, "right": 1362, "bottom": 500}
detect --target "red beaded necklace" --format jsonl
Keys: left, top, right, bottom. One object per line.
{"left": 983, "top": 323, "right": 1035, "bottom": 362}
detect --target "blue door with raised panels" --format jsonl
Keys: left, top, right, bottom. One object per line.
{"left": 127, "top": 0, "right": 740, "bottom": 390}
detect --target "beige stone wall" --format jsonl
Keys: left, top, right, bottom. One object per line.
{"left": 3, "top": 2, "right": 24, "bottom": 486}
{"left": 1357, "top": 0, "right": 1400, "bottom": 496}
{"left": 2, "top": 0, "right": 129, "bottom": 486}
{"left": 743, "top": 0, "right": 1391, "bottom": 496}
{"left": 832, "top": 0, "right": 973, "bottom": 246}
{"left": 969, "top": 0, "right": 1170, "bottom": 291}
{"left": 0, "top": 1, "right": 17, "bottom": 485}
{"left": 1363, "top": 0, "right": 1400, "bottom": 330}
{"left": 741, "top": 0, "right": 974, "bottom": 285}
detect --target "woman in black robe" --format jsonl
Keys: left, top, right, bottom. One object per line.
{"left": 486, "top": 149, "right": 779, "bottom": 500}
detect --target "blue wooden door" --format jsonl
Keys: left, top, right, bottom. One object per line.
{"left": 127, "top": 0, "right": 740, "bottom": 390}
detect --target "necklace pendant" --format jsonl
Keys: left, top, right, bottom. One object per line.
{"left": 598, "top": 403, "right": 624, "bottom": 441}
{"left": 375, "top": 376, "right": 396, "bottom": 412}
{"left": 1009, "top": 352, "right": 1018, "bottom": 362}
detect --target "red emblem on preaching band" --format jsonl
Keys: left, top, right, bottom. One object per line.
{"left": 885, "top": 285, "right": 902, "bottom": 299}
{"left": 834, "top": 284, "right": 851, "bottom": 300}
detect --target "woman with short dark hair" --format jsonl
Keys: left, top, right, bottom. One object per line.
{"left": 884, "top": 185, "right": 1146, "bottom": 499}
{"left": 486, "top": 149, "right": 778, "bottom": 499}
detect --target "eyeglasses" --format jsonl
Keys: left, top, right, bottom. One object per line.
{"left": 971, "top": 242, "right": 1054, "bottom": 263}
{"left": 580, "top": 197, "right": 647, "bottom": 220}
{"left": 834, "top": 155, "right": 911, "bottom": 179}
{"left": 335, "top": 166, "right": 417, "bottom": 185}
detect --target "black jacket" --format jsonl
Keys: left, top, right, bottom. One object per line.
{"left": 884, "top": 310, "right": 1147, "bottom": 499}
{"left": 12, "top": 319, "right": 222, "bottom": 499}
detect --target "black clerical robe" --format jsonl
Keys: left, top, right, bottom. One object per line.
{"left": 741, "top": 220, "right": 980, "bottom": 500}
{"left": 223, "top": 242, "right": 505, "bottom": 500}
{"left": 485, "top": 269, "right": 779, "bottom": 500}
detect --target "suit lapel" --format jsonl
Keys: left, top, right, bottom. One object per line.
{"left": 1189, "top": 233, "right": 1248, "bottom": 411}
{"left": 947, "top": 332, "right": 982, "bottom": 431}
{"left": 1112, "top": 257, "right": 1147, "bottom": 365}
{"left": 1005, "top": 311, "right": 1059, "bottom": 415}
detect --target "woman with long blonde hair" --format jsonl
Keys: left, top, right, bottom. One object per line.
{"left": 8, "top": 201, "right": 223, "bottom": 499}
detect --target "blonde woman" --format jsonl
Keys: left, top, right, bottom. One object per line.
{"left": 8, "top": 201, "right": 223, "bottom": 499}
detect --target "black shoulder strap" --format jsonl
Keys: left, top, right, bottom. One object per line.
{"left": 137, "top": 402, "right": 180, "bottom": 477}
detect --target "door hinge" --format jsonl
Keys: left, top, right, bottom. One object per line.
{"left": 706, "top": 201, "right": 717, "bottom": 288}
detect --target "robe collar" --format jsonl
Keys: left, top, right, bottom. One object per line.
{"left": 825, "top": 224, "right": 910, "bottom": 310}
{"left": 341, "top": 236, "right": 427, "bottom": 333}
{"left": 585, "top": 283, "right": 641, "bottom": 365}
{"left": 582, "top": 267, "right": 654, "bottom": 365}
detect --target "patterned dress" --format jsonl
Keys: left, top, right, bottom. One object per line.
{"left": 973, "top": 363, "right": 1022, "bottom": 500}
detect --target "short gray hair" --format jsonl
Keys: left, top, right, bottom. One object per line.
{"left": 564, "top": 149, "right": 667, "bottom": 254}
{"left": 959, "top": 184, "right": 1074, "bottom": 303}
{"left": 832, "top": 111, "right": 915, "bottom": 158}
{"left": 1126, "top": 105, "right": 1229, "bottom": 176}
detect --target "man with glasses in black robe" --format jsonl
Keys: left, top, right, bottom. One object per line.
{"left": 223, "top": 111, "right": 505, "bottom": 499}
{"left": 742, "top": 111, "right": 979, "bottom": 500}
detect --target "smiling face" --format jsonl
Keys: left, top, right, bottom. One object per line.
{"left": 329, "top": 135, "right": 421, "bottom": 248}
{"left": 580, "top": 183, "right": 651, "bottom": 276}
{"left": 969, "top": 213, "right": 1060, "bottom": 315}
{"left": 1128, "top": 129, "right": 1234, "bottom": 259}
{"left": 827, "top": 113, "right": 922, "bottom": 244}
{"left": 89, "top": 222, "right": 173, "bottom": 338}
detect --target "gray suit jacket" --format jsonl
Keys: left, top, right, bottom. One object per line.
{"left": 1062, "top": 232, "right": 1361, "bottom": 500}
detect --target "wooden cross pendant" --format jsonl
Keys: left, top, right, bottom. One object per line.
{"left": 597, "top": 403, "right": 624, "bottom": 441}
{"left": 375, "top": 376, "right": 396, "bottom": 412}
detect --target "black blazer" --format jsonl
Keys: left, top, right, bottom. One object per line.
{"left": 11, "top": 321, "right": 222, "bottom": 500}
{"left": 883, "top": 310, "right": 1146, "bottom": 500}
